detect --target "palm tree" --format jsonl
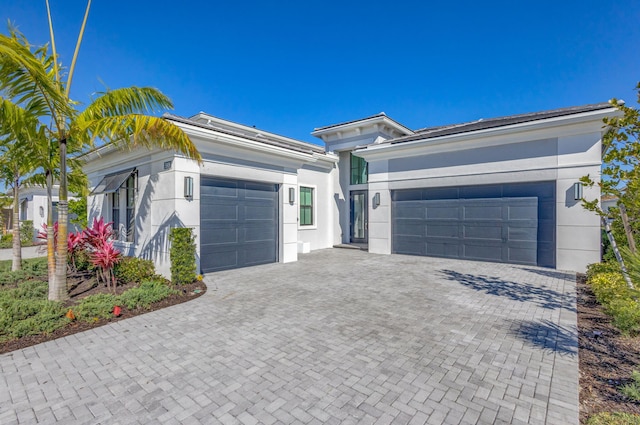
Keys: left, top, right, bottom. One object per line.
{"left": 0, "top": 2, "right": 202, "bottom": 300}
{"left": 0, "top": 100, "right": 41, "bottom": 271}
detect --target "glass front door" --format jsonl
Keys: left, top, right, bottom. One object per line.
{"left": 350, "top": 190, "right": 368, "bottom": 243}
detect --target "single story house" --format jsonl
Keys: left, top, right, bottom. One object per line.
{"left": 83, "top": 102, "right": 615, "bottom": 276}
{"left": 12, "top": 186, "right": 78, "bottom": 240}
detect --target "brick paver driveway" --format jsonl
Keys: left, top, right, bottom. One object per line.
{"left": 0, "top": 249, "right": 578, "bottom": 424}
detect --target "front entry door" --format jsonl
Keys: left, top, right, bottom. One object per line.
{"left": 350, "top": 190, "right": 368, "bottom": 243}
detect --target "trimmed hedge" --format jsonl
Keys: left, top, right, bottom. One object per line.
{"left": 169, "top": 227, "right": 196, "bottom": 285}
{"left": 114, "top": 257, "right": 156, "bottom": 284}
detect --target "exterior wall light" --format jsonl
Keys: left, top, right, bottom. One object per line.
{"left": 573, "top": 182, "right": 583, "bottom": 200}
{"left": 39, "top": 206, "right": 44, "bottom": 217}
{"left": 373, "top": 192, "right": 380, "bottom": 207}
{"left": 289, "top": 187, "right": 295, "bottom": 205}
{"left": 184, "top": 176, "right": 194, "bottom": 199}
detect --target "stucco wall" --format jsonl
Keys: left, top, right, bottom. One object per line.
{"left": 296, "top": 165, "right": 337, "bottom": 251}
{"left": 364, "top": 130, "right": 603, "bottom": 272}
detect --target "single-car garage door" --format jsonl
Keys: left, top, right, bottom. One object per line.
{"left": 392, "top": 182, "right": 556, "bottom": 267}
{"left": 200, "top": 177, "right": 278, "bottom": 273}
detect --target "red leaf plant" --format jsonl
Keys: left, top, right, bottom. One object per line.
{"left": 38, "top": 222, "right": 85, "bottom": 272}
{"left": 84, "top": 217, "right": 121, "bottom": 293}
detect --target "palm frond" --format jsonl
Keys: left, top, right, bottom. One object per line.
{"left": 79, "top": 114, "right": 201, "bottom": 163}
{"left": 0, "top": 30, "right": 71, "bottom": 131}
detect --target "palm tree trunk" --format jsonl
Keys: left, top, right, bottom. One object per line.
{"left": 11, "top": 182, "right": 21, "bottom": 271}
{"left": 46, "top": 171, "right": 57, "bottom": 298}
{"left": 52, "top": 138, "right": 68, "bottom": 301}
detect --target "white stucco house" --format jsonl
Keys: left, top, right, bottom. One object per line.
{"left": 83, "top": 102, "right": 616, "bottom": 276}
{"left": 14, "top": 186, "right": 78, "bottom": 240}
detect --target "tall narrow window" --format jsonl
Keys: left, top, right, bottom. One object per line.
{"left": 299, "top": 186, "right": 314, "bottom": 226}
{"left": 350, "top": 153, "right": 368, "bottom": 185}
{"left": 125, "top": 174, "right": 135, "bottom": 242}
{"left": 111, "top": 192, "right": 120, "bottom": 239}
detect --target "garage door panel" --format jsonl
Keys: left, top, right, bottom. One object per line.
{"left": 463, "top": 223, "right": 502, "bottom": 240}
{"left": 463, "top": 204, "right": 502, "bottom": 220}
{"left": 201, "top": 204, "right": 238, "bottom": 220}
{"left": 200, "top": 177, "right": 278, "bottom": 273}
{"left": 426, "top": 223, "right": 458, "bottom": 238}
{"left": 244, "top": 243, "right": 278, "bottom": 265}
{"left": 395, "top": 221, "right": 425, "bottom": 236}
{"left": 426, "top": 205, "right": 459, "bottom": 219}
{"left": 393, "top": 238, "right": 424, "bottom": 255}
{"left": 392, "top": 185, "right": 552, "bottom": 267}
{"left": 426, "top": 241, "right": 459, "bottom": 258}
{"left": 244, "top": 204, "right": 277, "bottom": 220}
{"left": 508, "top": 205, "right": 537, "bottom": 220}
{"left": 201, "top": 249, "right": 239, "bottom": 271}
{"left": 395, "top": 206, "right": 424, "bottom": 219}
{"left": 463, "top": 240, "right": 504, "bottom": 262}
{"left": 507, "top": 225, "right": 538, "bottom": 242}
{"left": 201, "top": 227, "right": 238, "bottom": 245}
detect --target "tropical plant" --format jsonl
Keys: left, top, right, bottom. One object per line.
{"left": 82, "top": 217, "right": 120, "bottom": 292}
{"left": 0, "top": 5, "right": 202, "bottom": 300}
{"left": 169, "top": 227, "right": 197, "bottom": 285}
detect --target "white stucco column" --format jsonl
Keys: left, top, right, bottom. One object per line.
{"left": 282, "top": 173, "right": 298, "bottom": 263}
{"left": 368, "top": 160, "right": 392, "bottom": 255}
{"left": 555, "top": 133, "right": 602, "bottom": 272}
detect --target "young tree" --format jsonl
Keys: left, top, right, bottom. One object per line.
{"left": 581, "top": 83, "right": 640, "bottom": 251}
{"left": 0, "top": 2, "right": 202, "bottom": 300}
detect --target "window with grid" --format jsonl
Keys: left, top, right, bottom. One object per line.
{"left": 299, "top": 186, "right": 314, "bottom": 226}
{"left": 125, "top": 174, "right": 135, "bottom": 242}
{"left": 111, "top": 192, "right": 120, "bottom": 239}
{"left": 350, "top": 153, "right": 368, "bottom": 185}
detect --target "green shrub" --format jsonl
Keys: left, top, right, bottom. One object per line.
{"left": 587, "top": 262, "right": 621, "bottom": 280}
{"left": 0, "top": 257, "right": 49, "bottom": 287}
{"left": 590, "top": 272, "right": 629, "bottom": 305}
{"left": 19, "top": 220, "right": 33, "bottom": 243}
{"left": 0, "top": 233, "right": 11, "bottom": 243}
{"left": 74, "top": 249, "right": 93, "bottom": 272}
{"left": 607, "top": 298, "right": 640, "bottom": 334}
{"left": 114, "top": 257, "right": 156, "bottom": 284}
{"left": 169, "top": 227, "right": 196, "bottom": 285}
{"left": 620, "top": 370, "right": 640, "bottom": 402}
{"left": 75, "top": 293, "right": 118, "bottom": 321}
{"left": 118, "top": 279, "right": 178, "bottom": 310}
{"left": 587, "top": 412, "right": 640, "bottom": 425}
{"left": 0, "top": 280, "right": 67, "bottom": 341}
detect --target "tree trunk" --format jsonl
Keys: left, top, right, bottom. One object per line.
{"left": 46, "top": 171, "right": 57, "bottom": 299}
{"left": 11, "top": 182, "right": 21, "bottom": 271}
{"left": 619, "top": 203, "right": 637, "bottom": 254}
{"left": 51, "top": 138, "right": 69, "bottom": 301}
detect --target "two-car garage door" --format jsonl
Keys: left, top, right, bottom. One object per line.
{"left": 392, "top": 182, "right": 556, "bottom": 268}
{"left": 200, "top": 177, "right": 278, "bottom": 273}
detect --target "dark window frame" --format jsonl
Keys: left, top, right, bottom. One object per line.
{"left": 299, "top": 186, "right": 314, "bottom": 226}
{"left": 350, "top": 153, "right": 368, "bottom": 185}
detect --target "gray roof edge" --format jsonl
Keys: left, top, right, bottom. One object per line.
{"left": 387, "top": 102, "right": 615, "bottom": 144}
{"left": 163, "top": 113, "right": 326, "bottom": 155}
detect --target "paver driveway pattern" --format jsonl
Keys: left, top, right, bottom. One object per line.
{"left": 0, "top": 249, "right": 578, "bottom": 424}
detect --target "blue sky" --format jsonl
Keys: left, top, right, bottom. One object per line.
{"left": 1, "top": 0, "right": 639, "bottom": 144}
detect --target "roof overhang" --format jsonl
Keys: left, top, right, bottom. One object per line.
{"left": 311, "top": 113, "right": 414, "bottom": 142}
{"left": 354, "top": 107, "right": 619, "bottom": 161}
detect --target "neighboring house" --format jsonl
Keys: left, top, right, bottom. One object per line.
{"left": 601, "top": 195, "right": 619, "bottom": 216}
{"left": 13, "top": 186, "right": 78, "bottom": 241}
{"left": 83, "top": 103, "right": 616, "bottom": 276}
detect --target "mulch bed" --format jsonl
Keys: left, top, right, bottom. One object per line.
{"left": 578, "top": 273, "right": 640, "bottom": 423}
{"left": 0, "top": 275, "right": 207, "bottom": 355}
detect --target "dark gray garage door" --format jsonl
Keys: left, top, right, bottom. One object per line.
{"left": 200, "top": 177, "right": 278, "bottom": 273}
{"left": 392, "top": 182, "right": 556, "bottom": 267}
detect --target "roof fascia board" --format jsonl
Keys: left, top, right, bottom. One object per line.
{"left": 311, "top": 115, "right": 413, "bottom": 139}
{"left": 176, "top": 120, "right": 319, "bottom": 164}
{"left": 192, "top": 112, "right": 324, "bottom": 153}
{"left": 356, "top": 109, "right": 616, "bottom": 161}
